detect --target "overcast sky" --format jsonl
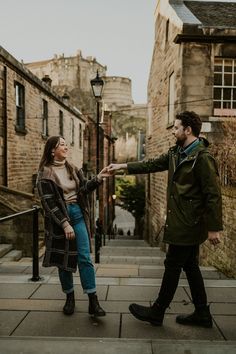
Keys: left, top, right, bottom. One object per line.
{"left": 0, "top": 0, "right": 157, "bottom": 103}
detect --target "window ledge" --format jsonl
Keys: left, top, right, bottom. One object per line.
{"left": 15, "top": 125, "right": 27, "bottom": 135}
{"left": 41, "top": 134, "right": 49, "bottom": 140}
{"left": 166, "top": 122, "right": 174, "bottom": 129}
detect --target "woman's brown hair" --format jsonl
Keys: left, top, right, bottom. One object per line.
{"left": 38, "top": 136, "right": 74, "bottom": 178}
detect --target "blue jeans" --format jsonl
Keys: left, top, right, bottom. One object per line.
{"left": 58, "top": 203, "right": 96, "bottom": 294}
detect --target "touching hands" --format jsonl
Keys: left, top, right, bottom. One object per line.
{"left": 64, "top": 224, "right": 75, "bottom": 240}
{"left": 97, "top": 163, "right": 128, "bottom": 181}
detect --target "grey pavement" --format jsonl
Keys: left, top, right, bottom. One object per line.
{"left": 0, "top": 243, "right": 236, "bottom": 353}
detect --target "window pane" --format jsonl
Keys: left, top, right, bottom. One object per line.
{"left": 233, "top": 101, "right": 236, "bottom": 109}
{"left": 213, "top": 101, "right": 221, "bottom": 108}
{"left": 223, "top": 101, "right": 231, "bottom": 109}
{"left": 234, "top": 74, "right": 236, "bottom": 86}
{"left": 224, "top": 74, "right": 232, "bottom": 86}
{"left": 223, "top": 88, "right": 231, "bottom": 100}
{"left": 214, "top": 65, "right": 222, "bottom": 72}
{"left": 224, "top": 60, "right": 232, "bottom": 72}
{"left": 214, "top": 88, "right": 221, "bottom": 100}
{"left": 214, "top": 73, "right": 222, "bottom": 86}
{"left": 233, "top": 89, "right": 236, "bottom": 100}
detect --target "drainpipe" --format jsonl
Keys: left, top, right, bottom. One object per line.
{"left": 3, "top": 66, "right": 7, "bottom": 186}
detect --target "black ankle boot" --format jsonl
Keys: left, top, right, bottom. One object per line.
{"left": 88, "top": 293, "right": 106, "bottom": 317}
{"left": 63, "top": 291, "right": 75, "bottom": 315}
{"left": 129, "top": 302, "right": 165, "bottom": 326}
{"left": 176, "top": 305, "right": 213, "bottom": 328}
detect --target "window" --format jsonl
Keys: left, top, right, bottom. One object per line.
{"left": 168, "top": 72, "right": 175, "bottom": 125}
{"left": 42, "top": 99, "right": 48, "bottom": 136}
{"left": 15, "top": 82, "right": 25, "bottom": 130}
{"left": 213, "top": 58, "right": 236, "bottom": 116}
{"left": 70, "top": 118, "right": 74, "bottom": 145}
{"left": 59, "top": 110, "right": 63, "bottom": 136}
{"left": 79, "top": 123, "right": 82, "bottom": 149}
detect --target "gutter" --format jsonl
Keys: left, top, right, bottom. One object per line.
{"left": 174, "top": 34, "right": 236, "bottom": 44}
{"left": 3, "top": 66, "right": 7, "bottom": 186}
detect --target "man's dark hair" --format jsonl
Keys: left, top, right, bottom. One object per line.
{"left": 176, "top": 111, "right": 202, "bottom": 137}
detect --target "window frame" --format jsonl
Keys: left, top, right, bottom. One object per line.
{"left": 15, "top": 81, "right": 26, "bottom": 133}
{"left": 42, "top": 99, "right": 49, "bottom": 137}
{"left": 213, "top": 58, "right": 236, "bottom": 116}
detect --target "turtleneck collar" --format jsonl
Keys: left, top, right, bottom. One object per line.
{"left": 52, "top": 159, "right": 66, "bottom": 167}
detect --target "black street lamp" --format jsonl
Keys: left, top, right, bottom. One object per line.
{"left": 90, "top": 71, "right": 104, "bottom": 176}
{"left": 90, "top": 71, "right": 104, "bottom": 264}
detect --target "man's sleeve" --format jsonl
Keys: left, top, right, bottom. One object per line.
{"left": 127, "top": 153, "right": 169, "bottom": 174}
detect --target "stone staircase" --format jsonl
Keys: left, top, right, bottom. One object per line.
{"left": 0, "top": 244, "right": 22, "bottom": 262}
{"left": 98, "top": 238, "right": 226, "bottom": 279}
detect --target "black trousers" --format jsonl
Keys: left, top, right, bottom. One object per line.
{"left": 156, "top": 244, "right": 207, "bottom": 308}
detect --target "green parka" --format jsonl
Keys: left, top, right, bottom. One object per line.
{"left": 127, "top": 138, "right": 223, "bottom": 245}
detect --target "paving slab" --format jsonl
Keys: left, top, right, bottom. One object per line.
{"left": 12, "top": 312, "right": 120, "bottom": 338}
{"left": 121, "top": 313, "right": 223, "bottom": 340}
{"left": 0, "top": 311, "right": 28, "bottom": 336}
{"left": 96, "top": 267, "right": 139, "bottom": 277}
{"left": 107, "top": 285, "right": 189, "bottom": 302}
{"left": 152, "top": 340, "right": 236, "bottom": 354}
{"left": 30, "top": 284, "right": 108, "bottom": 300}
{"left": 214, "top": 316, "right": 236, "bottom": 340}
{"left": 184, "top": 287, "right": 236, "bottom": 303}
{"left": 0, "top": 284, "right": 40, "bottom": 299}
{"left": 0, "top": 337, "right": 153, "bottom": 354}
{"left": 0, "top": 264, "right": 28, "bottom": 273}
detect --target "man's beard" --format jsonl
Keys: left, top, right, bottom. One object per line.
{"left": 176, "top": 136, "right": 187, "bottom": 147}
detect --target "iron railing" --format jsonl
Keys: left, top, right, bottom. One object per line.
{"left": 0, "top": 205, "right": 41, "bottom": 281}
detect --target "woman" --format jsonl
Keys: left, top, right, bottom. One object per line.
{"left": 37, "top": 136, "right": 108, "bottom": 316}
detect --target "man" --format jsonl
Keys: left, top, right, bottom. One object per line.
{"left": 107, "top": 111, "right": 222, "bottom": 328}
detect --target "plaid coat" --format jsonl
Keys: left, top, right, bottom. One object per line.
{"left": 37, "top": 165, "right": 101, "bottom": 272}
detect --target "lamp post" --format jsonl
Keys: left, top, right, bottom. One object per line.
{"left": 90, "top": 70, "right": 104, "bottom": 177}
{"left": 90, "top": 71, "right": 104, "bottom": 263}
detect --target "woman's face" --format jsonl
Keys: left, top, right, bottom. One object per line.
{"left": 52, "top": 137, "right": 68, "bottom": 161}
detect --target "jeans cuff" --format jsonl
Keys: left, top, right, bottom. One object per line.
{"left": 84, "top": 287, "right": 96, "bottom": 294}
{"left": 63, "top": 287, "right": 74, "bottom": 294}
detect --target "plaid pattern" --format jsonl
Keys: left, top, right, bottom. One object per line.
{"left": 37, "top": 166, "right": 101, "bottom": 272}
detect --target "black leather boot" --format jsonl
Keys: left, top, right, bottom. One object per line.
{"left": 176, "top": 305, "right": 213, "bottom": 328}
{"left": 129, "top": 302, "right": 165, "bottom": 326}
{"left": 63, "top": 291, "right": 75, "bottom": 315}
{"left": 88, "top": 293, "right": 106, "bottom": 317}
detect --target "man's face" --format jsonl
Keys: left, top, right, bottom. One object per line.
{"left": 173, "top": 119, "right": 187, "bottom": 147}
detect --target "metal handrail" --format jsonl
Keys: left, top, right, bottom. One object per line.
{"left": 0, "top": 205, "right": 41, "bottom": 281}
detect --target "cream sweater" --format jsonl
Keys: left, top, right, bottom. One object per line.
{"left": 51, "top": 160, "right": 78, "bottom": 204}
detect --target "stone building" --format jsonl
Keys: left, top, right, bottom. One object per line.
{"left": 26, "top": 53, "right": 147, "bottom": 164}
{"left": 102, "top": 76, "right": 147, "bottom": 163}
{"left": 146, "top": 0, "right": 236, "bottom": 276}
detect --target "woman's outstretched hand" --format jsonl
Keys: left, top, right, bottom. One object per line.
{"left": 97, "top": 167, "right": 112, "bottom": 181}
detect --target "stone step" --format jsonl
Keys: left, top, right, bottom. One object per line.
{"left": 100, "top": 255, "right": 165, "bottom": 265}
{"left": 1, "top": 249, "right": 23, "bottom": 262}
{"left": 105, "top": 239, "right": 149, "bottom": 247}
{"left": 0, "top": 243, "right": 13, "bottom": 257}
{"left": 100, "top": 246, "right": 165, "bottom": 257}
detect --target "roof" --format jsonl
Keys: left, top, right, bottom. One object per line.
{"left": 170, "top": 1, "right": 236, "bottom": 28}
{"left": 184, "top": 1, "right": 236, "bottom": 27}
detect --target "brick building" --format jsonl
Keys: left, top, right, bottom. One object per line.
{"left": 0, "top": 46, "right": 115, "bottom": 254}
{"left": 146, "top": 0, "right": 236, "bottom": 276}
